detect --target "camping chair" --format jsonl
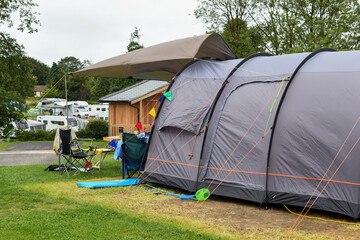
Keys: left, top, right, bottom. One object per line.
{"left": 58, "top": 129, "right": 98, "bottom": 176}
{"left": 121, "top": 133, "right": 147, "bottom": 179}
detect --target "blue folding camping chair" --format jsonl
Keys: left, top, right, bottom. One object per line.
{"left": 121, "top": 133, "right": 147, "bottom": 179}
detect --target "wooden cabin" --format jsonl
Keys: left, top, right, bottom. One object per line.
{"left": 34, "top": 85, "right": 46, "bottom": 97}
{"left": 99, "top": 80, "right": 169, "bottom": 136}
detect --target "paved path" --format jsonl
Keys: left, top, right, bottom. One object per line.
{"left": 0, "top": 142, "right": 58, "bottom": 166}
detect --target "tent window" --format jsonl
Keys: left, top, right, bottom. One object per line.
{"left": 158, "top": 77, "right": 223, "bottom": 134}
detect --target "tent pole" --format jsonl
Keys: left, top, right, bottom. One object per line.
{"left": 197, "top": 53, "right": 272, "bottom": 193}
{"left": 264, "top": 48, "right": 336, "bottom": 209}
{"left": 65, "top": 73, "right": 69, "bottom": 127}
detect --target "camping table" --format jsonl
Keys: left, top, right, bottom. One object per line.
{"left": 103, "top": 136, "right": 122, "bottom": 142}
{"left": 93, "top": 136, "right": 122, "bottom": 170}
{"left": 93, "top": 148, "right": 115, "bottom": 170}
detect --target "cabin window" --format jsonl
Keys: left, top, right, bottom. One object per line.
{"left": 43, "top": 120, "right": 48, "bottom": 125}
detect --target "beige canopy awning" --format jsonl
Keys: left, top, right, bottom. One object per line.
{"left": 73, "top": 33, "right": 236, "bottom": 80}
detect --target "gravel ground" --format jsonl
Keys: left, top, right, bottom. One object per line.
{"left": 0, "top": 142, "right": 57, "bottom": 166}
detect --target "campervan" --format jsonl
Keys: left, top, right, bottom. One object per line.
{"left": 36, "top": 98, "right": 66, "bottom": 111}
{"left": 88, "top": 103, "right": 109, "bottom": 117}
{"left": 73, "top": 107, "right": 89, "bottom": 118}
{"left": 69, "top": 101, "right": 89, "bottom": 118}
{"left": 41, "top": 101, "right": 89, "bottom": 118}
{"left": 37, "top": 116, "right": 85, "bottom": 132}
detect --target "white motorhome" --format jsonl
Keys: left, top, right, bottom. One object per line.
{"left": 88, "top": 103, "right": 109, "bottom": 117}
{"left": 73, "top": 107, "right": 89, "bottom": 118}
{"left": 36, "top": 98, "right": 66, "bottom": 111}
{"left": 68, "top": 101, "right": 89, "bottom": 118}
{"left": 40, "top": 102, "right": 89, "bottom": 118}
{"left": 37, "top": 116, "right": 87, "bottom": 132}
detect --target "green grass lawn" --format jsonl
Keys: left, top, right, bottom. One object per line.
{"left": 1, "top": 141, "right": 360, "bottom": 239}
{"left": 0, "top": 146, "right": 218, "bottom": 240}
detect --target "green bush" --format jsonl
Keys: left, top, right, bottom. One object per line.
{"left": 76, "top": 119, "right": 108, "bottom": 139}
{"left": 15, "top": 129, "right": 56, "bottom": 141}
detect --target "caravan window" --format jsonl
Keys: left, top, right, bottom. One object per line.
{"left": 102, "top": 108, "right": 106, "bottom": 111}
{"left": 51, "top": 121, "right": 64, "bottom": 126}
{"left": 16, "top": 120, "right": 29, "bottom": 129}
{"left": 67, "top": 118, "right": 77, "bottom": 127}
{"left": 96, "top": 108, "right": 100, "bottom": 111}
{"left": 89, "top": 107, "right": 91, "bottom": 111}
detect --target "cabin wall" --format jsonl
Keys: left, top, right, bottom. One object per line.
{"left": 108, "top": 92, "right": 164, "bottom": 136}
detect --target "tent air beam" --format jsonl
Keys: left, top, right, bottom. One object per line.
{"left": 264, "top": 48, "right": 337, "bottom": 209}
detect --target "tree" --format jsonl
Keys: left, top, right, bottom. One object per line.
{"left": 44, "top": 57, "right": 93, "bottom": 101}
{"left": 58, "top": 56, "right": 87, "bottom": 73}
{"left": 194, "top": 0, "right": 262, "bottom": 57}
{"left": 194, "top": 0, "right": 257, "bottom": 32}
{"left": 66, "top": 75, "right": 92, "bottom": 101}
{"left": 0, "top": 88, "right": 25, "bottom": 137}
{"left": 254, "top": 0, "right": 360, "bottom": 54}
{"left": 127, "top": 27, "right": 144, "bottom": 52}
{"left": 0, "top": 0, "right": 39, "bottom": 34}
{"left": 0, "top": 33, "right": 35, "bottom": 97}
{"left": 109, "top": 78, "right": 140, "bottom": 93}
{"left": 59, "top": 57, "right": 92, "bottom": 100}
{"left": 0, "top": 0, "right": 39, "bottom": 131}
{"left": 221, "top": 18, "right": 263, "bottom": 57}
{"left": 90, "top": 77, "right": 111, "bottom": 100}
{"left": 194, "top": 0, "right": 360, "bottom": 55}
{"left": 46, "top": 62, "right": 63, "bottom": 84}
{"left": 27, "top": 57, "right": 50, "bottom": 85}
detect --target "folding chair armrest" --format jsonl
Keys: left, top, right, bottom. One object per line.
{"left": 69, "top": 141, "right": 82, "bottom": 152}
{"left": 89, "top": 145, "right": 99, "bottom": 153}
{"left": 70, "top": 140, "right": 97, "bottom": 154}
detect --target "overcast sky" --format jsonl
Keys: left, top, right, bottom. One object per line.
{"left": 3, "top": 0, "right": 206, "bottom": 66}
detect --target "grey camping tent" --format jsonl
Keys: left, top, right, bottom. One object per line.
{"left": 75, "top": 34, "right": 360, "bottom": 219}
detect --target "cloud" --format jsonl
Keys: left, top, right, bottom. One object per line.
{"left": 2, "top": 0, "right": 205, "bottom": 66}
